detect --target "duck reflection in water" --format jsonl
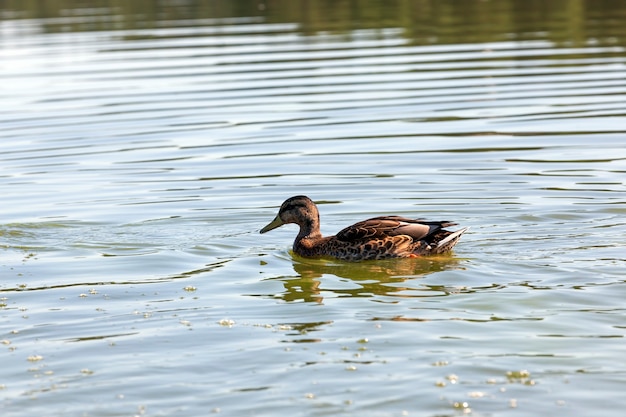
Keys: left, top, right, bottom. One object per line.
{"left": 269, "top": 254, "right": 465, "bottom": 304}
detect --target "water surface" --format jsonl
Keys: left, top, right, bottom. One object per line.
{"left": 1, "top": 1, "right": 625, "bottom": 416}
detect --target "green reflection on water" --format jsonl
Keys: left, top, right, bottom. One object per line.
{"left": 2, "top": 0, "right": 626, "bottom": 48}
{"left": 265, "top": 254, "right": 467, "bottom": 303}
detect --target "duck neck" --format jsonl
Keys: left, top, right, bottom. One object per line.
{"left": 293, "top": 217, "right": 324, "bottom": 256}
{"left": 296, "top": 216, "right": 322, "bottom": 241}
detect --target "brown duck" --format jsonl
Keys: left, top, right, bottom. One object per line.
{"left": 260, "top": 195, "right": 468, "bottom": 261}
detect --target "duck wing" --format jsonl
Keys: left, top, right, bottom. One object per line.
{"left": 335, "top": 216, "right": 457, "bottom": 242}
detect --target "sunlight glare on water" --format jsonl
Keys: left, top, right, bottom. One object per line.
{"left": 1, "top": 1, "right": 626, "bottom": 416}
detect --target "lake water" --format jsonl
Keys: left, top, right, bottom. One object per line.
{"left": 1, "top": 1, "right": 625, "bottom": 416}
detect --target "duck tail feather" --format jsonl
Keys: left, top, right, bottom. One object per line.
{"left": 435, "top": 227, "right": 469, "bottom": 253}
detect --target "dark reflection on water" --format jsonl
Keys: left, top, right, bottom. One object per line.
{"left": 370, "top": 312, "right": 542, "bottom": 323}
{"left": 262, "top": 255, "right": 467, "bottom": 303}
{"left": 279, "top": 320, "right": 334, "bottom": 343}
{"left": 3, "top": 0, "right": 626, "bottom": 48}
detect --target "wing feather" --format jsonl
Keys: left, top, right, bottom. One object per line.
{"left": 335, "top": 216, "right": 457, "bottom": 242}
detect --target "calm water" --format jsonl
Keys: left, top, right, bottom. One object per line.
{"left": 1, "top": 1, "right": 626, "bottom": 416}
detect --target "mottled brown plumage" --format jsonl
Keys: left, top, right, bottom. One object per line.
{"left": 260, "top": 196, "right": 468, "bottom": 261}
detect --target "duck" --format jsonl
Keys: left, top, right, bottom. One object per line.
{"left": 260, "top": 195, "right": 468, "bottom": 261}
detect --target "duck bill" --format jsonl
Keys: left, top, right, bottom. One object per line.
{"left": 260, "top": 215, "right": 284, "bottom": 233}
